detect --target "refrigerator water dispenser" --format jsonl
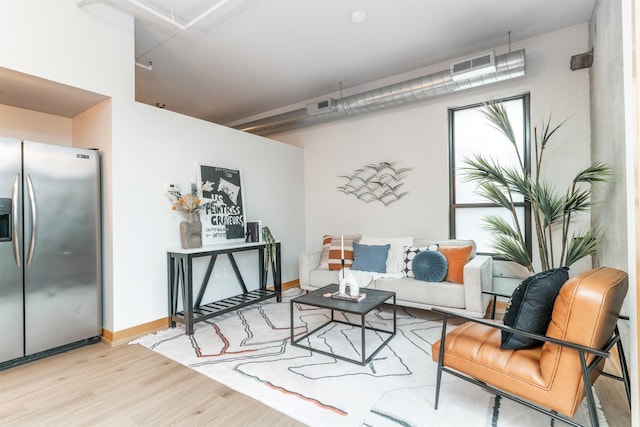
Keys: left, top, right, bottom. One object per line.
{"left": 0, "top": 198, "right": 11, "bottom": 241}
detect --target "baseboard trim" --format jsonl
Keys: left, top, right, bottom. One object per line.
{"left": 270, "top": 279, "right": 299, "bottom": 291}
{"left": 104, "top": 279, "right": 300, "bottom": 346}
{"left": 102, "top": 317, "right": 169, "bottom": 347}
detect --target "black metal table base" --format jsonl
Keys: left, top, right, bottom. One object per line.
{"left": 290, "top": 288, "right": 396, "bottom": 366}
{"left": 167, "top": 242, "right": 281, "bottom": 335}
{"left": 171, "top": 289, "right": 277, "bottom": 327}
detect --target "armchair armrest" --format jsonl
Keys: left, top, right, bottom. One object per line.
{"left": 431, "top": 307, "right": 612, "bottom": 358}
{"left": 298, "top": 250, "right": 322, "bottom": 288}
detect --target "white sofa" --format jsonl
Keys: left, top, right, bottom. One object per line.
{"left": 298, "top": 239, "right": 493, "bottom": 318}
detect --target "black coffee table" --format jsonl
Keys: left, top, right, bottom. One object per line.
{"left": 290, "top": 284, "right": 396, "bottom": 365}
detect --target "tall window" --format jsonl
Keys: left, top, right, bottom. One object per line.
{"left": 449, "top": 94, "right": 531, "bottom": 256}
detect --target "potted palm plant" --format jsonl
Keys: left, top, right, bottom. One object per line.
{"left": 463, "top": 100, "right": 613, "bottom": 272}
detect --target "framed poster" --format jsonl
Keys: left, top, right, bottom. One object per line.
{"left": 196, "top": 163, "right": 246, "bottom": 245}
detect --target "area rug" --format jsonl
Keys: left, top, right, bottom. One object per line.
{"left": 132, "top": 289, "right": 607, "bottom": 427}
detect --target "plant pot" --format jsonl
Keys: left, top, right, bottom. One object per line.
{"left": 180, "top": 212, "right": 202, "bottom": 249}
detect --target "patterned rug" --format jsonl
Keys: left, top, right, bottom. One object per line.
{"left": 132, "top": 289, "right": 607, "bottom": 427}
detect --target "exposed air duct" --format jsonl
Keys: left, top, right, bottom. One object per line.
{"left": 233, "top": 49, "right": 526, "bottom": 136}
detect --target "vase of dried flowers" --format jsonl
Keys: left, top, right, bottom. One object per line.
{"left": 167, "top": 183, "right": 211, "bottom": 249}
{"left": 180, "top": 212, "right": 202, "bottom": 249}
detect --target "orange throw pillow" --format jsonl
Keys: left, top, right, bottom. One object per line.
{"left": 438, "top": 245, "right": 473, "bottom": 284}
{"left": 319, "top": 235, "right": 360, "bottom": 270}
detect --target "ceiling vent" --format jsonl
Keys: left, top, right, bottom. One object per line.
{"left": 232, "top": 49, "right": 525, "bottom": 136}
{"left": 306, "top": 98, "right": 338, "bottom": 116}
{"left": 450, "top": 51, "right": 496, "bottom": 81}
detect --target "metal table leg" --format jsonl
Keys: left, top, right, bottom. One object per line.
{"left": 361, "top": 312, "right": 366, "bottom": 365}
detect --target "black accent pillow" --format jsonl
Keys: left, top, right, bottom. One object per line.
{"left": 500, "top": 267, "right": 570, "bottom": 350}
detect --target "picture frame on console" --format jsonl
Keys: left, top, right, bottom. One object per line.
{"left": 196, "top": 163, "right": 246, "bottom": 245}
{"left": 246, "top": 220, "right": 262, "bottom": 242}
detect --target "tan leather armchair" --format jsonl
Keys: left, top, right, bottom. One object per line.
{"left": 431, "top": 267, "right": 630, "bottom": 427}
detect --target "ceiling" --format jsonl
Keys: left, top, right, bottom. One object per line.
{"left": 2, "top": 1, "right": 596, "bottom": 126}
{"left": 125, "top": 0, "right": 596, "bottom": 126}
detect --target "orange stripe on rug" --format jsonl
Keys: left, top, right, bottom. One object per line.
{"left": 263, "top": 381, "right": 348, "bottom": 416}
{"left": 191, "top": 322, "right": 259, "bottom": 358}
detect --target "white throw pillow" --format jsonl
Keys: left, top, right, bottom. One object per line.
{"left": 359, "top": 236, "right": 413, "bottom": 275}
{"left": 402, "top": 244, "right": 439, "bottom": 277}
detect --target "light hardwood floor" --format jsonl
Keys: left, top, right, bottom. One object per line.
{"left": 1, "top": 339, "right": 631, "bottom": 426}
{"left": 0, "top": 342, "right": 303, "bottom": 426}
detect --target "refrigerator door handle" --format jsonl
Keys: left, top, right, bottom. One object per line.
{"left": 12, "top": 173, "right": 21, "bottom": 267}
{"left": 25, "top": 173, "right": 37, "bottom": 266}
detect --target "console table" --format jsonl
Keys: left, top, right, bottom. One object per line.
{"left": 167, "top": 241, "right": 281, "bottom": 335}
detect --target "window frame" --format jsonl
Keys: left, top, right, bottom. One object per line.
{"left": 448, "top": 93, "right": 532, "bottom": 258}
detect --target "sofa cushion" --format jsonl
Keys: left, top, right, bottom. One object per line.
{"left": 412, "top": 250, "right": 448, "bottom": 282}
{"left": 402, "top": 245, "right": 439, "bottom": 277}
{"left": 351, "top": 242, "right": 390, "bottom": 273}
{"left": 360, "top": 236, "right": 413, "bottom": 274}
{"left": 374, "top": 277, "right": 466, "bottom": 309}
{"left": 438, "top": 245, "right": 473, "bottom": 284}
{"left": 501, "top": 267, "right": 569, "bottom": 350}
{"left": 319, "top": 234, "right": 360, "bottom": 270}
{"left": 308, "top": 269, "right": 340, "bottom": 289}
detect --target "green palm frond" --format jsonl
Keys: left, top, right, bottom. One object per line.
{"left": 501, "top": 167, "right": 530, "bottom": 197}
{"left": 463, "top": 156, "right": 531, "bottom": 209}
{"left": 540, "top": 114, "right": 569, "bottom": 148}
{"left": 477, "top": 183, "right": 512, "bottom": 209}
{"left": 482, "top": 215, "right": 522, "bottom": 240}
{"left": 534, "top": 183, "right": 565, "bottom": 227}
{"left": 574, "top": 162, "right": 614, "bottom": 184}
{"left": 489, "top": 236, "right": 532, "bottom": 269}
{"left": 564, "top": 228, "right": 602, "bottom": 267}
{"left": 493, "top": 238, "right": 532, "bottom": 269}
{"left": 481, "top": 215, "right": 531, "bottom": 269}
{"left": 462, "top": 155, "right": 510, "bottom": 187}
{"left": 482, "top": 100, "right": 517, "bottom": 146}
{"left": 564, "top": 187, "right": 592, "bottom": 215}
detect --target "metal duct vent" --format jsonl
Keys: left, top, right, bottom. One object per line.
{"left": 306, "top": 98, "right": 338, "bottom": 116}
{"left": 450, "top": 51, "right": 495, "bottom": 80}
{"left": 233, "top": 49, "right": 525, "bottom": 136}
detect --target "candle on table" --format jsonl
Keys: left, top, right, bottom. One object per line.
{"left": 341, "top": 235, "right": 344, "bottom": 259}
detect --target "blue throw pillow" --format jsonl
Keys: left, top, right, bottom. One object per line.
{"left": 351, "top": 242, "right": 390, "bottom": 273}
{"left": 412, "top": 250, "right": 448, "bottom": 282}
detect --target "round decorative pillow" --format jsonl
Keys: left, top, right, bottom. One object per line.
{"left": 412, "top": 250, "right": 448, "bottom": 282}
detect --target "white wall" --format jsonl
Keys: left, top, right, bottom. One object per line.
{"left": 590, "top": 0, "right": 630, "bottom": 274}
{"left": 110, "top": 102, "right": 304, "bottom": 330}
{"left": 273, "top": 24, "right": 593, "bottom": 277}
{"left": 0, "top": 0, "right": 305, "bottom": 332}
{"left": 590, "top": 0, "right": 638, "bottom": 422}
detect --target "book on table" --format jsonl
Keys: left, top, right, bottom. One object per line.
{"left": 331, "top": 291, "right": 366, "bottom": 302}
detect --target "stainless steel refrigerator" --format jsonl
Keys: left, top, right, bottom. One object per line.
{"left": 0, "top": 138, "right": 102, "bottom": 367}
